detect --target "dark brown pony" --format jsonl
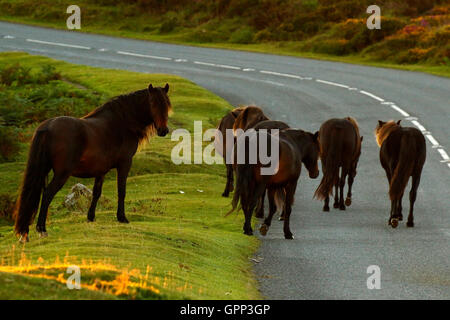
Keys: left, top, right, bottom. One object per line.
{"left": 314, "top": 117, "right": 363, "bottom": 211}
{"left": 252, "top": 120, "right": 290, "bottom": 219}
{"left": 375, "top": 120, "right": 426, "bottom": 228}
{"left": 232, "top": 105, "right": 269, "bottom": 133}
{"left": 215, "top": 107, "right": 245, "bottom": 197}
{"left": 229, "top": 128, "right": 320, "bottom": 239}
{"left": 14, "top": 84, "right": 172, "bottom": 242}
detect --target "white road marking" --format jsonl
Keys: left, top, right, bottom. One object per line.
{"left": 390, "top": 105, "right": 410, "bottom": 117}
{"left": 359, "top": 90, "right": 385, "bottom": 102}
{"left": 262, "top": 80, "right": 285, "bottom": 87}
{"left": 194, "top": 61, "right": 216, "bottom": 66}
{"left": 175, "top": 58, "right": 187, "bottom": 62}
{"left": 437, "top": 149, "right": 450, "bottom": 161}
{"left": 243, "top": 68, "right": 255, "bottom": 72}
{"left": 216, "top": 64, "right": 241, "bottom": 70}
{"left": 117, "top": 50, "right": 172, "bottom": 61}
{"left": 98, "top": 48, "right": 108, "bottom": 52}
{"left": 411, "top": 120, "right": 427, "bottom": 132}
{"left": 381, "top": 101, "right": 394, "bottom": 105}
{"left": 348, "top": 87, "right": 358, "bottom": 90}
{"left": 3, "top": 35, "right": 15, "bottom": 39}
{"left": 316, "top": 79, "right": 349, "bottom": 89}
{"left": 26, "top": 38, "right": 91, "bottom": 50}
{"left": 260, "top": 70, "right": 303, "bottom": 79}
{"left": 425, "top": 134, "right": 439, "bottom": 147}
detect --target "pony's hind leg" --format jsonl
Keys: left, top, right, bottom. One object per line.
{"left": 407, "top": 173, "right": 421, "bottom": 227}
{"left": 36, "top": 173, "right": 70, "bottom": 237}
{"left": 255, "top": 188, "right": 265, "bottom": 218}
{"left": 323, "top": 195, "right": 330, "bottom": 212}
{"left": 338, "top": 167, "right": 348, "bottom": 210}
{"left": 333, "top": 181, "right": 339, "bottom": 209}
{"left": 87, "top": 175, "right": 105, "bottom": 222}
{"left": 345, "top": 168, "right": 355, "bottom": 206}
{"left": 260, "top": 189, "right": 276, "bottom": 236}
{"left": 116, "top": 160, "right": 132, "bottom": 223}
{"left": 283, "top": 182, "right": 297, "bottom": 239}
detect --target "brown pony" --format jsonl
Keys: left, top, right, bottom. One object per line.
{"left": 252, "top": 120, "right": 290, "bottom": 219}
{"left": 215, "top": 107, "right": 245, "bottom": 197}
{"left": 14, "top": 84, "right": 172, "bottom": 242}
{"left": 229, "top": 128, "right": 320, "bottom": 239}
{"left": 232, "top": 105, "right": 269, "bottom": 133}
{"left": 314, "top": 117, "right": 363, "bottom": 211}
{"left": 375, "top": 120, "right": 426, "bottom": 228}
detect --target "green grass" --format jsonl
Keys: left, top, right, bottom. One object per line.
{"left": 0, "top": 52, "right": 260, "bottom": 300}
{"left": 0, "top": 0, "right": 449, "bottom": 78}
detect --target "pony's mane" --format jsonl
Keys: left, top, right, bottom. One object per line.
{"left": 345, "top": 116, "right": 360, "bottom": 136}
{"left": 83, "top": 89, "right": 156, "bottom": 144}
{"left": 233, "top": 105, "right": 266, "bottom": 132}
{"left": 375, "top": 121, "right": 399, "bottom": 147}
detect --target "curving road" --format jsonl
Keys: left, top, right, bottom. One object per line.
{"left": 1, "top": 21, "right": 449, "bottom": 299}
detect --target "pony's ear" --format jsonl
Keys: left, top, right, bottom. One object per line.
{"left": 164, "top": 83, "right": 169, "bottom": 93}
{"left": 378, "top": 120, "right": 385, "bottom": 126}
{"left": 148, "top": 84, "right": 154, "bottom": 91}
{"left": 397, "top": 120, "right": 401, "bottom": 125}
{"left": 313, "top": 131, "right": 319, "bottom": 140}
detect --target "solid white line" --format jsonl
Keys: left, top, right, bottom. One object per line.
{"left": 359, "top": 90, "right": 384, "bottom": 102}
{"left": 437, "top": 148, "right": 450, "bottom": 161}
{"left": 411, "top": 120, "right": 427, "bottom": 132}
{"left": 425, "top": 134, "right": 439, "bottom": 147}
{"left": 390, "top": 105, "right": 410, "bottom": 117}
{"left": 260, "top": 70, "right": 303, "bottom": 79}
{"left": 26, "top": 38, "right": 91, "bottom": 50}
{"left": 117, "top": 50, "right": 172, "bottom": 61}
{"left": 316, "top": 79, "right": 349, "bottom": 89}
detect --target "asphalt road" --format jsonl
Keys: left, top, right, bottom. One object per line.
{"left": 1, "top": 21, "right": 449, "bottom": 299}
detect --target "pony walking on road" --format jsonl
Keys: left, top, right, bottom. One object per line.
{"left": 375, "top": 120, "right": 426, "bottom": 228}
{"left": 228, "top": 128, "right": 320, "bottom": 239}
{"left": 14, "top": 84, "right": 172, "bottom": 242}
{"left": 314, "top": 117, "right": 363, "bottom": 211}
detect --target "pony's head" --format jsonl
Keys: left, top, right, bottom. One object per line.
{"left": 375, "top": 120, "right": 400, "bottom": 147}
{"left": 303, "top": 131, "right": 320, "bottom": 179}
{"left": 233, "top": 106, "right": 268, "bottom": 134}
{"left": 148, "top": 83, "right": 172, "bottom": 137}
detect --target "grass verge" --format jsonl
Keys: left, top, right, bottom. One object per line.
{"left": 0, "top": 51, "right": 260, "bottom": 300}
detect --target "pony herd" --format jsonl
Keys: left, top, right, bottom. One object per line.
{"left": 220, "top": 106, "right": 426, "bottom": 239}
{"left": 12, "top": 85, "right": 426, "bottom": 243}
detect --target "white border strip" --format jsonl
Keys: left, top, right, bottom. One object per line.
{"left": 390, "top": 105, "right": 410, "bottom": 117}
{"left": 425, "top": 134, "right": 439, "bottom": 147}
{"left": 411, "top": 120, "right": 427, "bottom": 132}
{"left": 26, "top": 39, "right": 91, "bottom": 50}
{"left": 260, "top": 70, "right": 303, "bottom": 80}
{"left": 437, "top": 148, "right": 450, "bottom": 161}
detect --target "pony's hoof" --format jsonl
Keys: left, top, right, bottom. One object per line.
{"left": 390, "top": 218, "right": 399, "bottom": 228}
{"left": 221, "top": 192, "right": 229, "bottom": 198}
{"left": 345, "top": 198, "right": 352, "bottom": 206}
{"left": 87, "top": 217, "right": 95, "bottom": 222}
{"left": 339, "top": 204, "right": 346, "bottom": 211}
{"left": 39, "top": 232, "right": 48, "bottom": 238}
{"left": 243, "top": 230, "right": 253, "bottom": 236}
{"left": 406, "top": 221, "right": 414, "bottom": 228}
{"left": 279, "top": 214, "right": 285, "bottom": 221}
{"left": 118, "top": 217, "right": 129, "bottom": 224}
{"left": 255, "top": 212, "right": 264, "bottom": 219}
{"left": 323, "top": 206, "right": 330, "bottom": 212}
{"left": 333, "top": 203, "right": 339, "bottom": 209}
{"left": 284, "top": 233, "right": 294, "bottom": 240}
{"left": 398, "top": 214, "right": 403, "bottom": 221}
{"left": 259, "top": 224, "right": 269, "bottom": 236}
{"left": 18, "top": 234, "right": 29, "bottom": 243}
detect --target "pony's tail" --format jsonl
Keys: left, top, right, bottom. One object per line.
{"left": 314, "top": 128, "right": 342, "bottom": 200}
{"left": 14, "top": 129, "right": 51, "bottom": 236}
{"left": 273, "top": 188, "right": 285, "bottom": 213}
{"left": 389, "top": 133, "right": 415, "bottom": 200}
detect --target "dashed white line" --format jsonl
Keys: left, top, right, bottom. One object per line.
{"left": 359, "top": 90, "right": 384, "bottom": 102}
{"left": 3, "top": 35, "right": 15, "bottom": 39}
{"left": 260, "top": 70, "right": 303, "bottom": 80}
{"left": 437, "top": 148, "right": 450, "bottom": 161}
{"left": 194, "top": 61, "right": 216, "bottom": 66}
{"left": 26, "top": 39, "right": 91, "bottom": 50}
{"left": 216, "top": 64, "right": 241, "bottom": 70}
{"left": 390, "top": 105, "right": 410, "bottom": 117}
{"left": 411, "top": 120, "right": 427, "bottom": 132}
{"left": 262, "top": 80, "right": 285, "bottom": 87}
{"left": 426, "top": 134, "right": 440, "bottom": 147}
{"left": 316, "top": 79, "right": 349, "bottom": 89}
{"left": 243, "top": 68, "right": 255, "bottom": 72}
{"left": 117, "top": 50, "right": 172, "bottom": 61}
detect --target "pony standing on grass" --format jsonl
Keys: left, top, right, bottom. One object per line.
{"left": 314, "top": 117, "right": 363, "bottom": 211}
{"left": 375, "top": 120, "right": 426, "bottom": 228}
{"left": 14, "top": 84, "right": 172, "bottom": 242}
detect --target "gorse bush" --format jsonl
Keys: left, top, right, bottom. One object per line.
{"left": 0, "top": 124, "right": 21, "bottom": 162}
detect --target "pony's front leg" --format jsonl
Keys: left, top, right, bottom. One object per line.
{"left": 87, "top": 175, "right": 105, "bottom": 222}
{"left": 116, "top": 161, "right": 132, "bottom": 223}
{"left": 243, "top": 209, "right": 253, "bottom": 236}
{"left": 323, "top": 195, "right": 330, "bottom": 211}
{"left": 260, "top": 189, "right": 276, "bottom": 235}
